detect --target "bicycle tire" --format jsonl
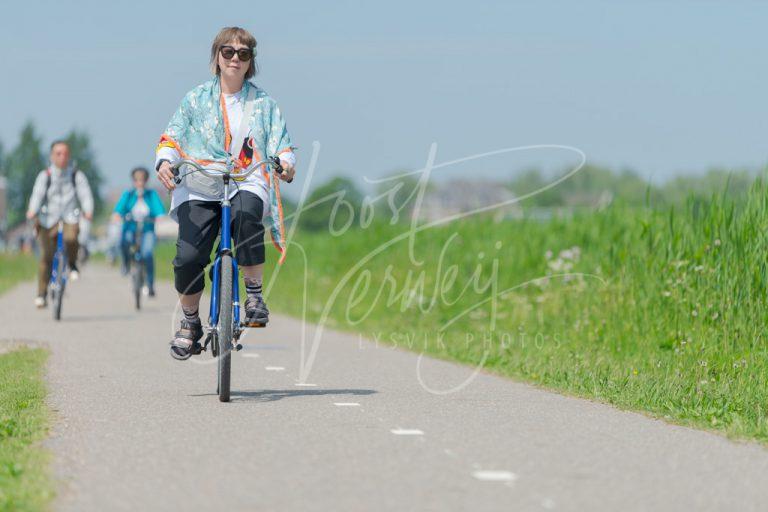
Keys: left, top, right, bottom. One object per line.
{"left": 132, "top": 262, "right": 143, "bottom": 310}
{"left": 218, "top": 254, "right": 233, "bottom": 402}
{"left": 53, "top": 252, "right": 65, "bottom": 321}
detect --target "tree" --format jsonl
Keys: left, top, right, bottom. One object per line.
{"left": 659, "top": 168, "right": 754, "bottom": 205}
{"left": 4, "top": 122, "right": 45, "bottom": 227}
{"left": 298, "top": 176, "right": 363, "bottom": 232}
{"left": 64, "top": 129, "right": 104, "bottom": 216}
{"left": 508, "top": 165, "right": 657, "bottom": 208}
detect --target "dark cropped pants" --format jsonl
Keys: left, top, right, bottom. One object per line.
{"left": 173, "top": 191, "right": 266, "bottom": 295}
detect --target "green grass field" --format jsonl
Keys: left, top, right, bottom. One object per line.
{"left": 0, "top": 253, "right": 36, "bottom": 296}
{"left": 0, "top": 348, "right": 52, "bottom": 511}
{"left": 152, "top": 180, "right": 768, "bottom": 441}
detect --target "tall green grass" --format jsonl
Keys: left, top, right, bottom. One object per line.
{"left": 155, "top": 179, "right": 768, "bottom": 440}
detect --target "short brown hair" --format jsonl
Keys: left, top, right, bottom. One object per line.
{"left": 50, "top": 140, "right": 69, "bottom": 153}
{"left": 210, "top": 27, "right": 258, "bottom": 80}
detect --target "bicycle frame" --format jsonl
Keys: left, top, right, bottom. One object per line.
{"left": 131, "top": 220, "right": 145, "bottom": 262}
{"left": 208, "top": 175, "right": 241, "bottom": 330}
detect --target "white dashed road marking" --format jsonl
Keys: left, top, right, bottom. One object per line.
{"left": 295, "top": 382, "right": 318, "bottom": 387}
{"left": 333, "top": 402, "right": 361, "bottom": 407}
{"left": 390, "top": 428, "right": 424, "bottom": 436}
{"left": 265, "top": 366, "right": 285, "bottom": 371}
{"left": 472, "top": 470, "right": 517, "bottom": 482}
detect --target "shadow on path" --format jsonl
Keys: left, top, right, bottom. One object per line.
{"left": 191, "top": 388, "right": 378, "bottom": 403}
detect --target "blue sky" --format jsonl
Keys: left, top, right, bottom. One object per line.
{"left": 1, "top": 0, "right": 767, "bottom": 194}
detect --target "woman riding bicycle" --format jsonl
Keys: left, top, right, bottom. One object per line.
{"left": 155, "top": 26, "right": 296, "bottom": 359}
{"left": 112, "top": 167, "right": 165, "bottom": 297}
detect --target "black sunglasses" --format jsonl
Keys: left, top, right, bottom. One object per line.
{"left": 220, "top": 46, "right": 253, "bottom": 61}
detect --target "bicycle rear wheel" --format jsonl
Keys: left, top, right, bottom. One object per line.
{"left": 217, "top": 254, "right": 233, "bottom": 402}
{"left": 52, "top": 252, "right": 65, "bottom": 321}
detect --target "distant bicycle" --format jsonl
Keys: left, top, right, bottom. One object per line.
{"left": 169, "top": 156, "right": 285, "bottom": 402}
{"left": 49, "top": 221, "right": 68, "bottom": 321}
{"left": 124, "top": 214, "right": 146, "bottom": 310}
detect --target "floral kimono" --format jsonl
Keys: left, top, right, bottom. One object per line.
{"left": 156, "top": 76, "right": 293, "bottom": 263}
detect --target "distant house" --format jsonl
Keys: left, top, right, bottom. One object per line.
{"left": 416, "top": 179, "right": 520, "bottom": 223}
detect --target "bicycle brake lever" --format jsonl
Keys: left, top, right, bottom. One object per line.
{"left": 172, "top": 167, "right": 182, "bottom": 185}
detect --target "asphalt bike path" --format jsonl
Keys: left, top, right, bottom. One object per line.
{"left": 3, "top": 265, "right": 768, "bottom": 511}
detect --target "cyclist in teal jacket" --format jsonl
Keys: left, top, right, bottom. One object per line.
{"left": 113, "top": 167, "right": 165, "bottom": 296}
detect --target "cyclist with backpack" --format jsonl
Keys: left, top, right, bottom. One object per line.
{"left": 112, "top": 166, "right": 166, "bottom": 297}
{"left": 26, "top": 140, "right": 94, "bottom": 308}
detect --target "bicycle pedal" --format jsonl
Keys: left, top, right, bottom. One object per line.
{"left": 241, "top": 321, "right": 266, "bottom": 328}
{"left": 235, "top": 344, "right": 243, "bottom": 351}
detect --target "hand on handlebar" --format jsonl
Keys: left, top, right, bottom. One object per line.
{"left": 270, "top": 156, "right": 295, "bottom": 183}
{"left": 157, "top": 161, "right": 177, "bottom": 191}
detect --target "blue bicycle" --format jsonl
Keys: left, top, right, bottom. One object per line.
{"left": 169, "top": 156, "right": 283, "bottom": 402}
{"left": 49, "top": 222, "right": 68, "bottom": 321}
{"left": 123, "top": 215, "right": 147, "bottom": 311}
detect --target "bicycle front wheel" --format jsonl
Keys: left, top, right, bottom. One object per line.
{"left": 217, "top": 254, "right": 233, "bottom": 402}
{"left": 132, "top": 262, "right": 144, "bottom": 310}
{"left": 52, "top": 253, "right": 66, "bottom": 321}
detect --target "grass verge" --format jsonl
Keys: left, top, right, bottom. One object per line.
{"left": 0, "top": 253, "right": 36, "bottom": 296}
{"left": 0, "top": 348, "right": 52, "bottom": 511}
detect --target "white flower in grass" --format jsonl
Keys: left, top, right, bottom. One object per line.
{"left": 571, "top": 246, "right": 581, "bottom": 260}
{"left": 714, "top": 239, "right": 721, "bottom": 246}
{"left": 662, "top": 291, "right": 672, "bottom": 297}
{"left": 548, "top": 259, "right": 564, "bottom": 272}
{"left": 560, "top": 246, "right": 581, "bottom": 262}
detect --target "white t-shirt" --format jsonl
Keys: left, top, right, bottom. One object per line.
{"left": 130, "top": 196, "right": 150, "bottom": 222}
{"left": 156, "top": 88, "right": 295, "bottom": 220}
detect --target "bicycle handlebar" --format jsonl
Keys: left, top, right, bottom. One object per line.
{"left": 170, "top": 157, "right": 290, "bottom": 185}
